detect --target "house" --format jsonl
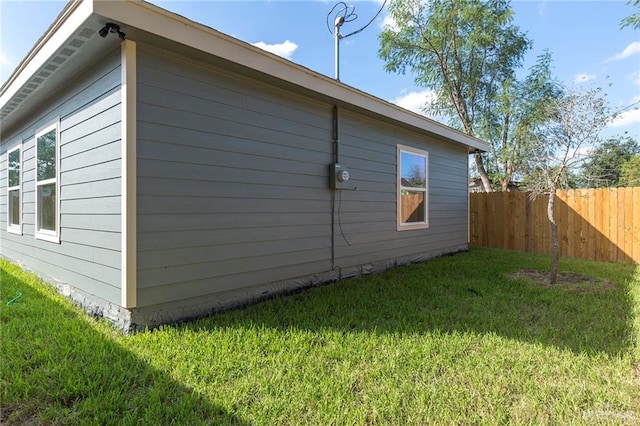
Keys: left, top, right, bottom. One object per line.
{"left": 0, "top": 0, "right": 488, "bottom": 332}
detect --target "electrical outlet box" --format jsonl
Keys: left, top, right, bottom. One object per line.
{"left": 329, "top": 163, "right": 350, "bottom": 189}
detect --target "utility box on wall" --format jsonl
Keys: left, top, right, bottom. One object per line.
{"left": 329, "top": 163, "right": 350, "bottom": 189}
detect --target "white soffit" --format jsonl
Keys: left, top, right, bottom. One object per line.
{"left": 0, "top": 1, "right": 92, "bottom": 117}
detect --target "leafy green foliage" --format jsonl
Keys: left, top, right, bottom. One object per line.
{"left": 8, "top": 149, "right": 19, "bottom": 187}
{"left": 2, "top": 249, "right": 639, "bottom": 424}
{"left": 379, "top": 0, "right": 530, "bottom": 134}
{"left": 484, "top": 51, "right": 562, "bottom": 191}
{"left": 621, "top": 155, "right": 640, "bottom": 187}
{"left": 36, "top": 129, "right": 56, "bottom": 182}
{"left": 378, "top": 0, "right": 531, "bottom": 192}
{"left": 577, "top": 137, "right": 640, "bottom": 188}
{"left": 621, "top": 0, "right": 640, "bottom": 29}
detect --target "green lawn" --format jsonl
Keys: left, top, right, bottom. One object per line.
{"left": 1, "top": 248, "right": 639, "bottom": 425}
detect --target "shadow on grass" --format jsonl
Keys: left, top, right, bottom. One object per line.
{"left": 194, "top": 248, "right": 638, "bottom": 358}
{"left": 0, "top": 267, "right": 246, "bottom": 425}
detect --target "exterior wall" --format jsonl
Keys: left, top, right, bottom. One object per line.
{"left": 135, "top": 45, "right": 334, "bottom": 309}
{"left": 133, "top": 44, "right": 469, "bottom": 327}
{"left": 336, "top": 110, "right": 469, "bottom": 271}
{"left": 0, "top": 49, "right": 123, "bottom": 309}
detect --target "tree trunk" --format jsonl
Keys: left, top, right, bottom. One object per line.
{"left": 474, "top": 151, "right": 493, "bottom": 192}
{"left": 501, "top": 163, "right": 513, "bottom": 192}
{"left": 547, "top": 187, "right": 559, "bottom": 285}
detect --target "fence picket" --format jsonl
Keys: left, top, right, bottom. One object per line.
{"left": 469, "top": 188, "right": 640, "bottom": 263}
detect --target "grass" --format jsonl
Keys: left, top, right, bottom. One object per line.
{"left": 1, "top": 247, "right": 639, "bottom": 424}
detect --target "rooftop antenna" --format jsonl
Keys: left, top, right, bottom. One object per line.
{"left": 327, "top": 1, "right": 387, "bottom": 81}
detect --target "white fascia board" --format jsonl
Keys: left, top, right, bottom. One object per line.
{"left": 0, "top": 0, "right": 93, "bottom": 108}
{"left": 93, "top": 0, "right": 489, "bottom": 152}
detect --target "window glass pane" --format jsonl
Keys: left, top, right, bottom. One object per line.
{"left": 400, "top": 191, "right": 425, "bottom": 223}
{"left": 8, "top": 149, "right": 20, "bottom": 187}
{"left": 37, "top": 129, "right": 56, "bottom": 181}
{"left": 400, "top": 152, "right": 426, "bottom": 188}
{"left": 9, "top": 189, "right": 20, "bottom": 226}
{"left": 38, "top": 183, "right": 56, "bottom": 231}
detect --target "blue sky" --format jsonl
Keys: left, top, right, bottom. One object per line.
{"left": 1, "top": 0, "right": 639, "bottom": 140}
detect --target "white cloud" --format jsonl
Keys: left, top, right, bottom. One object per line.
{"left": 627, "top": 70, "right": 640, "bottom": 86}
{"left": 379, "top": 14, "right": 399, "bottom": 32}
{"left": 251, "top": 40, "right": 298, "bottom": 60}
{"left": 537, "top": 1, "right": 547, "bottom": 17}
{"left": 610, "top": 108, "right": 640, "bottom": 128}
{"left": 572, "top": 72, "right": 595, "bottom": 84}
{"left": 606, "top": 41, "right": 640, "bottom": 62}
{"left": 391, "top": 89, "right": 437, "bottom": 116}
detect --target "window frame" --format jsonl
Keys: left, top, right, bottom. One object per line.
{"left": 397, "top": 144, "right": 429, "bottom": 231}
{"left": 34, "top": 121, "right": 61, "bottom": 243}
{"left": 7, "top": 144, "right": 22, "bottom": 234}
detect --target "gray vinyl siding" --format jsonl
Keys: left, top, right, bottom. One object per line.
{"left": 135, "top": 44, "right": 469, "bottom": 308}
{"left": 0, "top": 49, "right": 122, "bottom": 303}
{"left": 334, "top": 110, "right": 469, "bottom": 268}
{"left": 136, "top": 45, "right": 334, "bottom": 306}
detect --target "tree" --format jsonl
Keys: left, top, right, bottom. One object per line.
{"left": 577, "top": 136, "right": 639, "bottom": 187}
{"left": 408, "top": 163, "right": 426, "bottom": 187}
{"left": 621, "top": 0, "right": 640, "bottom": 29}
{"left": 526, "top": 86, "right": 617, "bottom": 285}
{"left": 620, "top": 155, "right": 640, "bottom": 186}
{"left": 482, "top": 51, "right": 562, "bottom": 191}
{"left": 379, "top": 0, "right": 530, "bottom": 192}
{"left": 37, "top": 130, "right": 56, "bottom": 181}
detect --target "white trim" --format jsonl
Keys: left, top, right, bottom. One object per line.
{"left": 121, "top": 39, "right": 137, "bottom": 309}
{"left": 0, "top": 0, "right": 92, "bottom": 106}
{"left": 397, "top": 144, "right": 429, "bottom": 231}
{"left": 6, "top": 144, "right": 22, "bottom": 235}
{"left": 34, "top": 121, "right": 60, "bottom": 243}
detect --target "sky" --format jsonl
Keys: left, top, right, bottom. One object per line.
{"left": 1, "top": 0, "right": 639, "bottom": 141}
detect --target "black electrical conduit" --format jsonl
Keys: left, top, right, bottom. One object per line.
{"left": 331, "top": 105, "right": 339, "bottom": 270}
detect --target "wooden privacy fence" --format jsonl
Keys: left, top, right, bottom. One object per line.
{"left": 401, "top": 193, "right": 425, "bottom": 223}
{"left": 469, "top": 188, "right": 640, "bottom": 263}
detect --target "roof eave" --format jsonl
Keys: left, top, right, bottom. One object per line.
{"left": 1, "top": 0, "right": 489, "bottom": 152}
{"left": 93, "top": 0, "right": 488, "bottom": 152}
{"left": 0, "top": 0, "right": 91, "bottom": 107}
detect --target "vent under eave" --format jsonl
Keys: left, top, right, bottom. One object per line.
{"left": 1, "top": 26, "right": 97, "bottom": 121}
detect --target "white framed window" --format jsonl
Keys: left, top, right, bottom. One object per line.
{"left": 35, "top": 122, "right": 60, "bottom": 243}
{"left": 397, "top": 144, "right": 429, "bottom": 231}
{"left": 7, "top": 144, "right": 22, "bottom": 234}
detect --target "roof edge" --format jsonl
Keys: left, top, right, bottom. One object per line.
{"left": 94, "top": 0, "right": 489, "bottom": 152}
{"left": 0, "top": 0, "right": 93, "bottom": 103}
{"left": 1, "top": 0, "right": 489, "bottom": 152}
